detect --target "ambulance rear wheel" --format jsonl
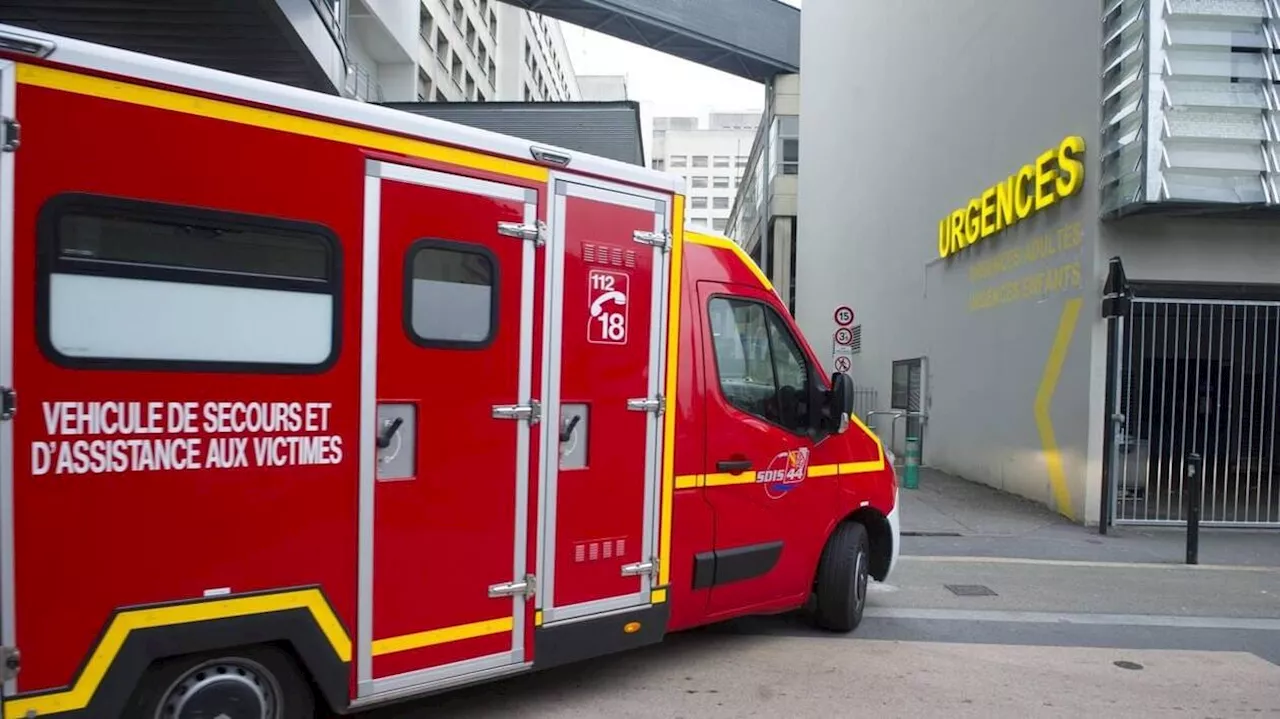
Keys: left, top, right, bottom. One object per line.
{"left": 811, "top": 520, "right": 870, "bottom": 633}
{"left": 127, "top": 644, "right": 316, "bottom": 719}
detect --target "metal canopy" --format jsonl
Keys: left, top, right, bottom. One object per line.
{"left": 0, "top": 0, "right": 347, "bottom": 94}
{"left": 500, "top": 0, "right": 799, "bottom": 83}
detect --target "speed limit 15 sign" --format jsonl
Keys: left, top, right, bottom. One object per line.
{"left": 833, "top": 305, "right": 854, "bottom": 327}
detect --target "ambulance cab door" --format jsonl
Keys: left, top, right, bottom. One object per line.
{"left": 358, "top": 161, "right": 540, "bottom": 696}
{"left": 538, "top": 175, "right": 670, "bottom": 625}
{"left": 0, "top": 58, "right": 16, "bottom": 702}
{"left": 697, "top": 281, "right": 836, "bottom": 616}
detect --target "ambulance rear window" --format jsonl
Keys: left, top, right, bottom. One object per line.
{"left": 405, "top": 240, "right": 497, "bottom": 348}
{"left": 38, "top": 193, "right": 340, "bottom": 373}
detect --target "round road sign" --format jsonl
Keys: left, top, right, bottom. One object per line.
{"left": 834, "top": 355, "right": 852, "bottom": 373}
{"left": 833, "top": 306, "right": 855, "bottom": 326}
{"left": 834, "top": 327, "right": 855, "bottom": 346}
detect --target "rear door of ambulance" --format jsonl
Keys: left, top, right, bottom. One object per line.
{"left": 537, "top": 175, "right": 672, "bottom": 625}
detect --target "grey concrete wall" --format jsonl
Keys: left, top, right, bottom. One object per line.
{"left": 796, "top": 0, "right": 1105, "bottom": 521}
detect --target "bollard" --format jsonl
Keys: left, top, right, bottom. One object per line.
{"left": 1185, "top": 452, "right": 1202, "bottom": 565}
{"left": 903, "top": 436, "right": 920, "bottom": 490}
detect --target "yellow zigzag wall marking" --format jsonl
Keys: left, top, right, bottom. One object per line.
{"left": 1035, "top": 297, "right": 1083, "bottom": 520}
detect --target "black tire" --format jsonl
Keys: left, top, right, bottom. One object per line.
{"left": 811, "top": 521, "right": 870, "bottom": 633}
{"left": 124, "top": 643, "right": 316, "bottom": 719}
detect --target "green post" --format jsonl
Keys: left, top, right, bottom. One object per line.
{"left": 903, "top": 436, "right": 920, "bottom": 489}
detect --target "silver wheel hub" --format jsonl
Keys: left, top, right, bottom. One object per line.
{"left": 156, "top": 658, "right": 282, "bottom": 719}
{"left": 854, "top": 550, "right": 868, "bottom": 606}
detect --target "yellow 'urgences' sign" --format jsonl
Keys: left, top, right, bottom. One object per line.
{"left": 938, "top": 135, "right": 1085, "bottom": 259}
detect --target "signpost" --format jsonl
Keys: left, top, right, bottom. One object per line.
{"left": 831, "top": 305, "right": 855, "bottom": 374}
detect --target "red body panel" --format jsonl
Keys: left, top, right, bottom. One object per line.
{"left": 551, "top": 193, "right": 654, "bottom": 608}
{"left": 10, "top": 84, "right": 362, "bottom": 693}
{"left": 664, "top": 277, "right": 714, "bottom": 633}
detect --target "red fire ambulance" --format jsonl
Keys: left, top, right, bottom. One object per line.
{"left": 0, "top": 23, "right": 900, "bottom": 719}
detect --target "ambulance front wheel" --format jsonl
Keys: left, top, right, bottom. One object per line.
{"left": 126, "top": 643, "right": 317, "bottom": 719}
{"left": 810, "top": 520, "right": 870, "bottom": 633}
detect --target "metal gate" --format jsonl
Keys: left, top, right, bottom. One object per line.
{"left": 1109, "top": 297, "right": 1280, "bottom": 527}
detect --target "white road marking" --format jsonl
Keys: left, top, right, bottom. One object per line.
{"left": 865, "top": 607, "right": 1280, "bottom": 631}
{"left": 900, "top": 554, "right": 1280, "bottom": 573}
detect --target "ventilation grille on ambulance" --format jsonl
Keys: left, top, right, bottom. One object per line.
{"left": 583, "top": 242, "right": 637, "bottom": 269}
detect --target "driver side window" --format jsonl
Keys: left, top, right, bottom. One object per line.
{"left": 708, "top": 296, "right": 811, "bottom": 433}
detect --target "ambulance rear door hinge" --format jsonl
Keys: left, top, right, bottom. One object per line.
{"left": 1, "top": 117, "right": 18, "bottom": 152}
{"left": 1, "top": 645, "right": 20, "bottom": 682}
{"left": 488, "top": 573, "right": 536, "bottom": 599}
{"left": 498, "top": 220, "right": 546, "bottom": 247}
{"left": 633, "top": 229, "right": 670, "bottom": 251}
{"left": 621, "top": 557, "right": 659, "bottom": 579}
{"left": 492, "top": 399, "right": 541, "bottom": 425}
{"left": 626, "top": 395, "right": 664, "bottom": 415}
{"left": 0, "top": 386, "right": 14, "bottom": 421}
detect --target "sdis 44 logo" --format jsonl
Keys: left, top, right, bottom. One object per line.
{"left": 757, "top": 447, "right": 810, "bottom": 499}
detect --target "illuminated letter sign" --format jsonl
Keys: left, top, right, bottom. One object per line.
{"left": 938, "top": 135, "right": 1085, "bottom": 259}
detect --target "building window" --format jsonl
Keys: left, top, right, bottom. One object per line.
{"left": 692, "top": 155, "right": 709, "bottom": 168}
{"left": 707, "top": 296, "right": 811, "bottom": 434}
{"left": 691, "top": 196, "right": 708, "bottom": 209}
{"left": 713, "top": 218, "right": 728, "bottom": 232}
{"left": 713, "top": 197, "right": 730, "bottom": 210}
{"left": 417, "top": 68, "right": 433, "bottom": 100}
{"left": 782, "top": 139, "right": 799, "bottom": 175}
{"left": 736, "top": 156, "right": 748, "bottom": 168}
{"left": 406, "top": 240, "right": 497, "bottom": 347}
{"left": 652, "top": 158, "right": 665, "bottom": 170}
{"left": 713, "top": 155, "right": 730, "bottom": 168}
{"left": 773, "top": 115, "right": 800, "bottom": 176}
{"left": 39, "top": 194, "right": 339, "bottom": 371}
{"left": 436, "top": 32, "right": 450, "bottom": 64}
{"left": 712, "top": 176, "right": 730, "bottom": 189}
{"left": 691, "top": 176, "right": 708, "bottom": 188}
{"left": 690, "top": 217, "right": 708, "bottom": 227}
{"left": 420, "top": 14, "right": 434, "bottom": 42}
{"left": 670, "top": 155, "right": 687, "bottom": 168}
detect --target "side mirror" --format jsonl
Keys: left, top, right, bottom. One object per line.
{"left": 827, "top": 371, "right": 856, "bottom": 434}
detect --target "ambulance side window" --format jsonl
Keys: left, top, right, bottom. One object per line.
{"left": 707, "top": 296, "right": 811, "bottom": 434}
{"left": 404, "top": 240, "right": 497, "bottom": 348}
{"left": 38, "top": 193, "right": 340, "bottom": 372}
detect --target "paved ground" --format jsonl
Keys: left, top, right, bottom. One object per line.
{"left": 900, "top": 467, "right": 1280, "bottom": 567}
{"left": 369, "top": 468, "right": 1280, "bottom": 718}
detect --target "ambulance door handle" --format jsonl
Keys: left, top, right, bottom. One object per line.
{"left": 717, "top": 458, "right": 753, "bottom": 474}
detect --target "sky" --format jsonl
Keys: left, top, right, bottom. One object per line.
{"left": 559, "top": 0, "right": 800, "bottom": 159}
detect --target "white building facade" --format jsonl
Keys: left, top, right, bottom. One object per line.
{"left": 797, "top": 0, "right": 1280, "bottom": 530}
{"left": 652, "top": 113, "right": 759, "bottom": 233}
{"left": 343, "top": 0, "right": 579, "bottom": 103}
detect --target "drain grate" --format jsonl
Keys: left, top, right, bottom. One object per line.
{"left": 944, "top": 584, "right": 998, "bottom": 597}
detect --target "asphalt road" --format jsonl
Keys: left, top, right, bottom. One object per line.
{"left": 364, "top": 555, "right": 1280, "bottom": 718}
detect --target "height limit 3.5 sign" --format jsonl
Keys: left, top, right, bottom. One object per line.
{"left": 588, "top": 269, "right": 629, "bottom": 345}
